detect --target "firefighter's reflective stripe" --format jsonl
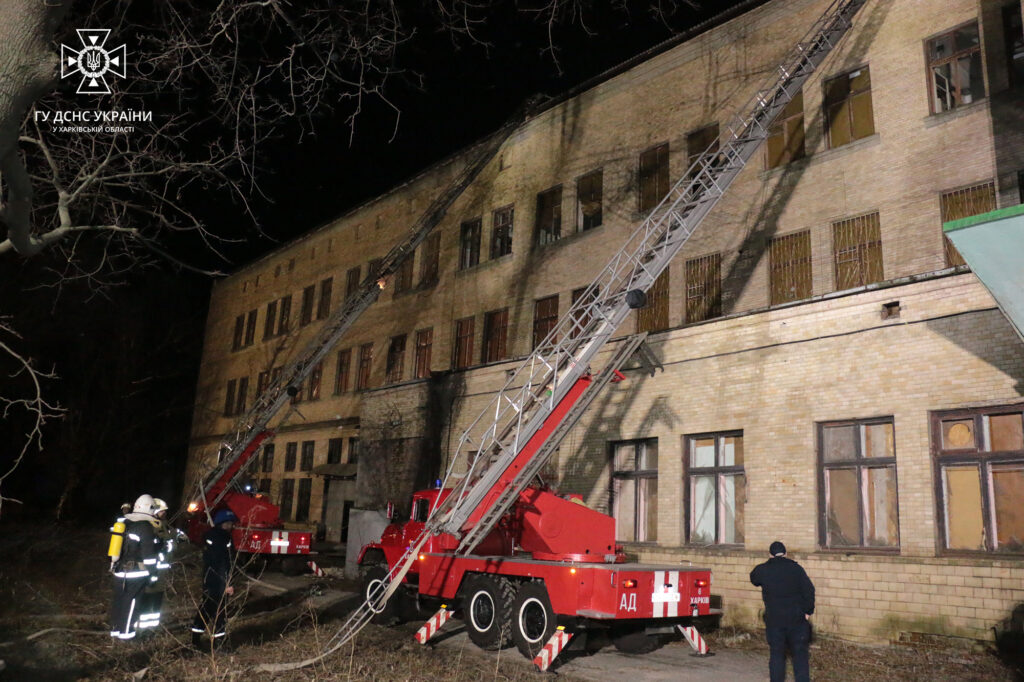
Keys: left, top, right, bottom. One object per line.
{"left": 651, "top": 570, "right": 680, "bottom": 618}
{"left": 157, "top": 562, "right": 171, "bottom": 569}
{"left": 533, "top": 627, "right": 573, "bottom": 672}
{"left": 677, "top": 624, "right": 709, "bottom": 655}
{"left": 143, "top": 558, "right": 157, "bottom": 565}
{"left": 415, "top": 607, "right": 452, "bottom": 644}
{"left": 127, "top": 533, "right": 141, "bottom": 541}
{"left": 190, "top": 627, "right": 205, "bottom": 633}
{"left": 269, "top": 530, "right": 290, "bottom": 553}
{"left": 113, "top": 570, "right": 151, "bottom": 579}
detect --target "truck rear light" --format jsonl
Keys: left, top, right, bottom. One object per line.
{"left": 622, "top": 579, "right": 637, "bottom": 588}
{"left": 694, "top": 579, "right": 708, "bottom": 588}
{"left": 251, "top": 533, "right": 261, "bottom": 541}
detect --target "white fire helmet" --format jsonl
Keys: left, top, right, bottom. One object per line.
{"left": 133, "top": 494, "right": 155, "bottom": 514}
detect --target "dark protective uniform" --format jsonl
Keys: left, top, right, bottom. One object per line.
{"left": 191, "top": 526, "right": 235, "bottom": 643}
{"left": 137, "top": 518, "right": 175, "bottom": 631}
{"left": 750, "top": 556, "right": 815, "bottom": 682}
{"left": 110, "top": 518, "right": 162, "bottom": 639}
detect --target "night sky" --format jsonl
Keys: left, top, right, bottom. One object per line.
{"left": 0, "top": 1, "right": 759, "bottom": 521}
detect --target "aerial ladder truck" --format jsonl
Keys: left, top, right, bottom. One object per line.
{"left": 238, "top": 0, "right": 871, "bottom": 673}
{"left": 182, "top": 106, "right": 531, "bottom": 564}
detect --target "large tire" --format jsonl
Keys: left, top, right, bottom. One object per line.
{"left": 461, "top": 574, "right": 515, "bottom": 650}
{"left": 610, "top": 625, "right": 666, "bottom": 654}
{"left": 361, "top": 564, "right": 402, "bottom": 625}
{"left": 511, "top": 581, "right": 557, "bottom": 659}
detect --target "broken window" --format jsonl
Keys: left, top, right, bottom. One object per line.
{"left": 386, "top": 334, "right": 406, "bottom": 384}
{"left": 824, "top": 67, "right": 875, "bottom": 148}
{"left": 327, "top": 438, "right": 343, "bottom": 465}
{"left": 263, "top": 300, "right": 277, "bottom": 340}
{"left": 536, "top": 186, "right": 562, "bottom": 246}
{"left": 1006, "top": 3, "right": 1024, "bottom": 87}
{"left": 224, "top": 379, "right": 237, "bottom": 417}
{"left": 295, "top": 478, "right": 312, "bottom": 523}
{"left": 481, "top": 308, "right": 509, "bottom": 363}
{"left": 284, "top": 442, "right": 297, "bottom": 472}
{"left": 769, "top": 231, "right": 812, "bottom": 305}
{"left": 356, "top": 342, "right": 373, "bottom": 390}
{"left": 533, "top": 295, "right": 559, "bottom": 349}
{"left": 300, "top": 441, "right": 315, "bottom": 471}
{"left": 492, "top": 205, "right": 514, "bottom": 259}
{"left": 317, "top": 278, "right": 332, "bottom": 320}
{"left": 279, "top": 478, "right": 295, "bottom": 520}
{"left": 576, "top": 169, "right": 603, "bottom": 231}
{"left": 832, "top": 212, "right": 883, "bottom": 290}
{"left": 244, "top": 309, "right": 258, "bottom": 346}
{"left": 766, "top": 91, "right": 806, "bottom": 169}
{"left": 819, "top": 419, "right": 898, "bottom": 549}
{"left": 300, "top": 285, "right": 315, "bottom": 326}
{"left": 460, "top": 218, "right": 481, "bottom": 270}
{"left": 232, "top": 315, "right": 244, "bottom": 351}
{"left": 278, "top": 294, "right": 292, "bottom": 335}
{"left": 639, "top": 143, "right": 669, "bottom": 213}
{"left": 637, "top": 270, "right": 670, "bottom": 332}
{"left": 940, "top": 181, "right": 995, "bottom": 267}
{"left": 262, "top": 443, "right": 275, "bottom": 473}
{"left": 235, "top": 377, "right": 249, "bottom": 415}
{"left": 394, "top": 255, "right": 414, "bottom": 294}
{"left": 927, "top": 22, "right": 985, "bottom": 113}
{"left": 414, "top": 328, "right": 433, "bottom": 379}
{"left": 611, "top": 439, "right": 658, "bottom": 543}
{"left": 307, "top": 361, "right": 322, "bottom": 400}
{"left": 345, "top": 266, "right": 361, "bottom": 300}
{"left": 419, "top": 232, "right": 441, "bottom": 285}
{"left": 334, "top": 348, "right": 351, "bottom": 394}
{"left": 686, "top": 432, "right": 745, "bottom": 545}
{"left": 686, "top": 253, "right": 722, "bottom": 323}
{"left": 686, "top": 124, "right": 719, "bottom": 178}
{"left": 934, "top": 405, "right": 1024, "bottom": 552}
{"left": 453, "top": 317, "right": 475, "bottom": 370}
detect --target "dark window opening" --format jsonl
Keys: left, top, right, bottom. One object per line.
{"left": 460, "top": 219, "right": 481, "bottom": 270}
{"left": 927, "top": 23, "right": 985, "bottom": 113}
{"left": 414, "top": 328, "right": 433, "bottom": 379}
{"left": 492, "top": 205, "right": 514, "bottom": 259}
{"left": 577, "top": 169, "right": 603, "bottom": 231}
{"left": 334, "top": 349, "right": 351, "bottom": 394}
{"left": 533, "top": 295, "right": 559, "bottom": 349}
{"left": 386, "top": 335, "right": 406, "bottom": 384}
{"left": 482, "top": 308, "right": 509, "bottom": 363}
{"left": 639, "top": 143, "right": 669, "bottom": 213}
{"left": 453, "top": 317, "right": 475, "bottom": 370}
{"left": 536, "top": 186, "right": 562, "bottom": 246}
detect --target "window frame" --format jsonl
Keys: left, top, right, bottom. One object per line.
{"left": 685, "top": 253, "right": 722, "bottom": 323}
{"left": 414, "top": 328, "right": 433, "bottom": 379}
{"left": 535, "top": 185, "right": 563, "bottom": 246}
{"left": 262, "top": 443, "right": 275, "bottom": 473}
{"left": 307, "top": 361, "right": 322, "bottom": 400}
{"left": 823, "top": 65, "right": 875, "bottom": 148}
{"left": 345, "top": 266, "right": 361, "bottom": 300}
{"left": 453, "top": 316, "right": 475, "bottom": 370}
{"left": 327, "top": 438, "right": 343, "bottom": 465}
{"left": 481, "top": 308, "right": 509, "bottom": 363}
{"left": 817, "top": 417, "right": 900, "bottom": 551}
{"left": 832, "top": 211, "right": 883, "bottom": 290}
{"left": 686, "top": 124, "right": 719, "bottom": 178}
{"left": 419, "top": 232, "right": 441, "bottom": 285}
{"left": 386, "top": 334, "right": 406, "bottom": 384}
{"left": 769, "top": 230, "right": 812, "bottom": 305}
{"left": 683, "top": 431, "right": 746, "bottom": 547}
{"left": 533, "top": 295, "right": 559, "bottom": 350}
{"left": 460, "top": 218, "right": 481, "bottom": 270}
{"left": 244, "top": 309, "right": 258, "bottom": 346}
{"left": 925, "top": 21, "right": 986, "bottom": 114}
{"left": 300, "top": 440, "right": 315, "bottom": 472}
{"left": 765, "top": 90, "right": 806, "bottom": 169}
{"left": 284, "top": 442, "right": 298, "bottom": 472}
{"left": 491, "top": 205, "right": 514, "bottom": 259}
{"left": 394, "top": 255, "right": 414, "bottom": 294}
{"left": 279, "top": 478, "right": 295, "bottom": 520}
{"left": 334, "top": 348, "right": 351, "bottom": 394}
{"left": 300, "top": 285, "right": 315, "bottom": 326}
{"left": 609, "top": 438, "right": 659, "bottom": 544}
{"left": 356, "top": 342, "right": 373, "bottom": 390}
{"left": 932, "top": 404, "right": 1024, "bottom": 554}
{"left": 317, "top": 278, "right": 333, "bottom": 320}
{"left": 232, "top": 315, "right": 244, "bottom": 351}
{"left": 576, "top": 169, "right": 603, "bottom": 232}
{"left": 638, "top": 142, "right": 669, "bottom": 213}
{"left": 295, "top": 478, "right": 313, "bottom": 523}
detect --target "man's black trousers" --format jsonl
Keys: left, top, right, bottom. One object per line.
{"left": 766, "top": 619, "right": 810, "bottom": 682}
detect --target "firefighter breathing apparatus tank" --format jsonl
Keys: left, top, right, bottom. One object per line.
{"left": 108, "top": 519, "right": 126, "bottom": 563}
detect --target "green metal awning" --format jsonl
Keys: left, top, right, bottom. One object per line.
{"left": 944, "top": 203, "right": 1024, "bottom": 341}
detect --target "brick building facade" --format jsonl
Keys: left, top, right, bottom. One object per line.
{"left": 188, "top": 0, "right": 1024, "bottom": 641}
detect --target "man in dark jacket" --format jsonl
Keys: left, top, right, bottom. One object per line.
{"left": 191, "top": 509, "right": 237, "bottom": 649}
{"left": 110, "top": 494, "right": 163, "bottom": 640}
{"left": 750, "top": 541, "right": 815, "bottom": 682}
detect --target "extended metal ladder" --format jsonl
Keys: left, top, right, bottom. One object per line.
{"left": 192, "top": 105, "right": 530, "bottom": 512}
{"left": 257, "top": 0, "right": 867, "bottom": 671}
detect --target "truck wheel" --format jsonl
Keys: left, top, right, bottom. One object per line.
{"left": 361, "top": 564, "right": 401, "bottom": 625}
{"left": 511, "top": 581, "right": 557, "bottom": 659}
{"left": 462, "top": 574, "right": 515, "bottom": 650}
{"left": 610, "top": 625, "right": 666, "bottom": 654}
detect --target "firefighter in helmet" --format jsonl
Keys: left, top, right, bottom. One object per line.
{"left": 109, "top": 494, "right": 162, "bottom": 640}
{"left": 136, "top": 497, "right": 174, "bottom": 633}
{"left": 191, "top": 508, "right": 238, "bottom": 649}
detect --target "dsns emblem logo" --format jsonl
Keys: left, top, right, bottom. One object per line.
{"left": 61, "top": 29, "right": 127, "bottom": 95}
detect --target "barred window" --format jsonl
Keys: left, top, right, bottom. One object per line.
{"left": 637, "top": 270, "right": 670, "bottom": 332}
{"left": 832, "top": 212, "right": 883, "bottom": 289}
{"left": 769, "top": 231, "right": 812, "bottom": 305}
{"left": 940, "top": 181, "right": 995, "bottom": 267}
{"left": 686, "top": 253, "right": 721, "bottom": 323}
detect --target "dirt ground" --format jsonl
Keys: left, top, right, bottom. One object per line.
{"left": 0, "top": 523, "right": 1020, "bottom": 681}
